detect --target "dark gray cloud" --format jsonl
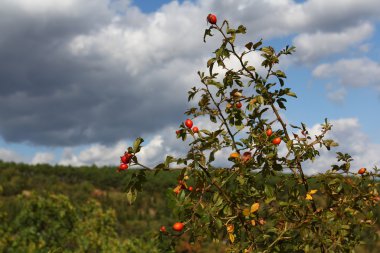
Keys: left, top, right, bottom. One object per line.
{"left": 0, "top": 0, "right": 193, "bottom": 147}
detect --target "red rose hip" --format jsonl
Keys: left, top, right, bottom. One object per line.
{"left": 272, "top": 137, "right": 281, "bottom": 145}
{"left": 172, "top": 222, "right": 184, "bottom": 232}
{"left": 207, "top": 13, "right": 217, "bottom": 25}
{"left": 192, "top": 126, "right": 199, "bottom": 133}
{"left": 185, "top": 119, "right": 193, "bottom": 128}
{"left": 160, "top": 226, "right": 166, "bottom": 232}
{"left": 119, "top": 163, "right": 128, "bottom": 170}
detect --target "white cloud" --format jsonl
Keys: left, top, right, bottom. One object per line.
{"left": 0, "top": 148, "right": 25, "bottom": 163}
{"left": 205, "top": 0, "right": 380, "bottom": 39}
{"left": 68, "top": 1, "right": 206, "bottom": 76}
{"left": 31, "top": 152, "right": 55, "bottom": 164}
{"left": 59, "top": 141, "right": 128, "bottom": 166}
{"left": 3, "top": 0, "right": 109, "bottom": 16}
{"left": 312, "top": 58, "right": 380, "bottom": 88}
{"left": 293, "top": 22, "right": 373, "bottom": 64}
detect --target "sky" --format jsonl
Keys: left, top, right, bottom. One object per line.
{"left": 0, "top": 0, "right": 379, "bottom": 174}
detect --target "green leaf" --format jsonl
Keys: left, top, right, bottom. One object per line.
{"left": 252, "top": 40, "right": 262, "bottom": 50}
{"left": 210, "top": 114, "right": 217, "bottom": 123}
{"left": 286, "top": 91, "right": 297, "bottom": 98}
{"left": 286, "top": 140, "right": 293, "bottom": 150}
{"left": 245, "top": 42, "right": 253, "bottom": 50}
{"left": 164, "top": 156, "right": 176, "bottom": 168}
{"left": 126, "top": 189, "right": 137, "bottom": 205}
{"left": 207, "top": 79, "right": 224, "bottom": 89}
{"left": 261, "top": 46, "right": 273, "bottom": 55}
{"left": 237, "top": 25, "right": 247, "bottom": 34}
{"left": 133, "top": 137, "right": 144, "bottom": 153}
{"left": 209, "top": 150, "right": 216, "bottom": 163}
{"left": 223, "top": 205, "right": 232, "bottom": 216}
{"left": 207, "top": 58, "right": 216, "bottom": 67}
{"left": 257, "top": 95, "right": 264, "bottom": 104}
{"left": 203, "top": 28, "right": 212, "bottom": 43}
{"left": 275, "top": 70, "right": 286, "bottom": 78}
{"left": 246, "top": 66, "right": 255, "bottom": 71}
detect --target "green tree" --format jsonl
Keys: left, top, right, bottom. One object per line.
{"left": 0, "top": 193, "right": 127, "bottom": 252}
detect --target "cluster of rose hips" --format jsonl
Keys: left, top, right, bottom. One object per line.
{"left": 173, "top": 176, "right": 194, "bottom": 195}
{"left": 265, "top": 128, "right": 281, "bottom": 145}
{"left": 117, "top": 152, "right": 134, "bottom": 172}
{"left": 160, "top": 222, "right": 185, "bottom": 234}
{"left": 175, "top": 118, "right": 200, "bottom": 137}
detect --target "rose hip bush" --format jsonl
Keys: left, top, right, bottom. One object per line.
{"left": 119, "top": 15, "right": 380, "bottom": 252}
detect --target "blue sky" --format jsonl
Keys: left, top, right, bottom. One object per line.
{"left": 0, "top": 0, "right": 379, "bottom": 174}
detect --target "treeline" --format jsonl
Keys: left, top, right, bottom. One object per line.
{"left": 0, "top": 161, "right": 222, "bottom": 252}
{"left": 0, "top": 160, "right": 379, "bottom": 252}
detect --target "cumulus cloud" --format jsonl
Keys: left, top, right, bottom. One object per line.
{"left": 293, "top": 22, "right": 374, "bottom": 64}
{"left": 312, "top": 58, "right": 380, "bottom": 88}
{"left": 207, "top": 0, "right": 380, "bottom": 39}
{"left": 31, "top": 152, "right": 55, "bottom": 164}
{"left": 0, "top": 148, "right": 26, "bottom": 163}
{"left": 59, "top": 140, "right": 128, "bottom": 166}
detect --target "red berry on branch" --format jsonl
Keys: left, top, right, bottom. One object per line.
{"left": 207, "top": 13, "right": 217, "bottom": 25}
{"left": 236, "top": 102, "right": 242, "bottom": 109}
{"left": 188, "top": 186, "right": 194, "bottom": 191}
{"left": 121, "top": 153, "right": 133, "bottom": 164}
{"left": 272, "top": 137, "right": 281, "bottom": 145}
{"left": 185, "top": 119, "right": 193, "bottom": 128}
{"left": 192, "top": 126, "right": 199, "bottom": 133}
{"left": 358, "top": 168, "right": 366, "bottom": 175}
{"left": 119, "top": 163, "right": 128, "bottom": 171}
{"left": 172, "top": 222, "right": 184, "bottom": 232}
{"left": 160, "top": 226, "right": 167, "bottom": 233}
{"left": 266, "top": 129, "right": 273, "bottom": 137}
